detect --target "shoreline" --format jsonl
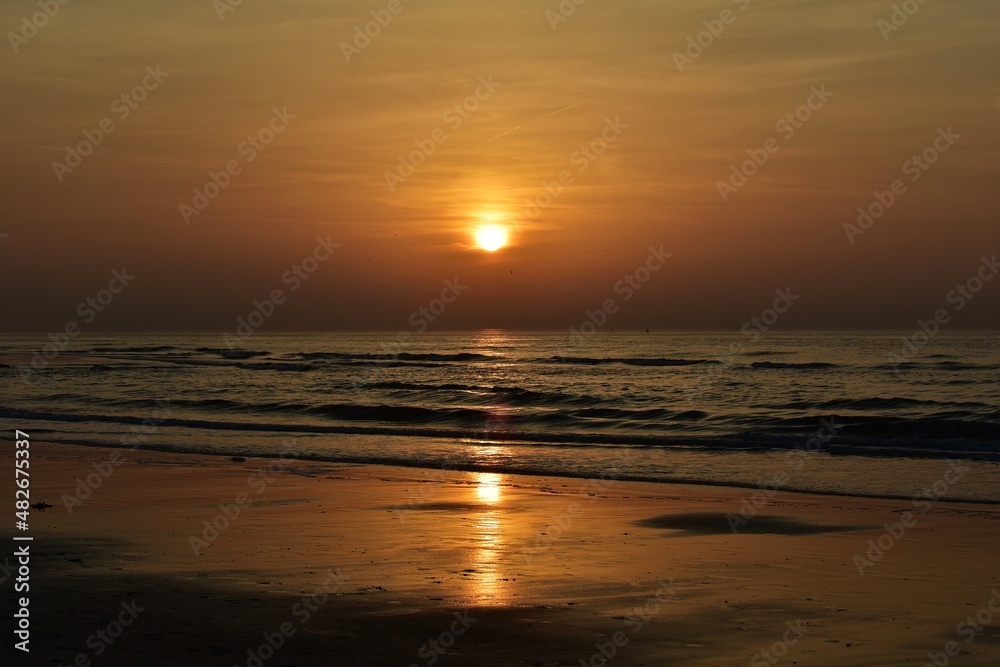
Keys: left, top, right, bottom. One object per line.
{"left": 32, "top": 435, "right": 1000, "bottom": 506}
{"left": 9, "top": 441, "right": 1000, "bottom": 665}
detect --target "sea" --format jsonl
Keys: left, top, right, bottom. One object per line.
{"left": 2, "top": 332, "right": 999, "bottom": 503}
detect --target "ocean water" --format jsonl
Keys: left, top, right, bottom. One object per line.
{"left": 2, "top": 332, "right": 999, "bottom": 502}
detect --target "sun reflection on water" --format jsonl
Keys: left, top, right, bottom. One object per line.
{"left": 463, "top": 331, "right": 518, "bottom": 604}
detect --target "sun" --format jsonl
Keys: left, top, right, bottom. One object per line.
{"left": 474, "top": 224, "right": 509, "bottom": 252}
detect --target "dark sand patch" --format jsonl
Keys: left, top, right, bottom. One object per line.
{"left": 634, "top": 512, "right": 869, "bottom": 536}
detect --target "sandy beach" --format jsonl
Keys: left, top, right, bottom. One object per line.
{"left": 4, "top": 442, "right": 997, "bottom": 666}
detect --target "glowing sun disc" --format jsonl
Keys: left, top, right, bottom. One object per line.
{"left": 474, "top": 225, "right": 508, "bottom": 252}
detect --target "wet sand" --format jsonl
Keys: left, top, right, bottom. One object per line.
{"left": 7, "top": 443, "right": 1000, "bottom": 666}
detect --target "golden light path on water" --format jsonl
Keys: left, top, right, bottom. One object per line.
{"left": 464, "top": 333, "right": 518, "bottom": 605}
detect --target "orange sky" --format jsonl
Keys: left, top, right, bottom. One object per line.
{"left": 1, "top": 0, "right": 998, "bottom": 331}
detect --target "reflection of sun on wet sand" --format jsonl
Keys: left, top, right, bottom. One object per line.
{"left": 19, "top": 443, "right": 1000, "bottom": 666}
{"left": 474, "top": 472, "right": 502, "bottom": 504}
{"left": 468, "top": 473, "right": 512, "bottom": 606}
